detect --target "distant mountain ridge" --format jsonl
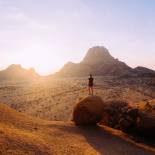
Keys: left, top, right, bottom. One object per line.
{"left": 123, "top": 66, "right": 155, "bottom": 78}
{"left": 55, "top": 46, "right": 145, "bottom": 77}
{"left": 0, "top": 64, "right": 39, "bottom": 81}
{"left": 55, "top": 46, "right": 155, "bottom": 77}
{"left": 0, "top": 46, "right": 155, "bottom": 79}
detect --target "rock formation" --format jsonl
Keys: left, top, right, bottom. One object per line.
{"left": 0, "top": 64, "right": 39, "bottom": 81}
{"left": 73, "top": 95, "right": 105, "bottom": 125}
{"left": 55, "top": 46, "right": 155, "bottom": 77}
{"left": 55, "top": 46, "right": 129, "bottom": 77}
{"left": 100, "top": 100, "right": 155, "bottom": 137}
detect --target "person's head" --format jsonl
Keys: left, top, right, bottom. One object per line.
{"left": 89, "top": 74, "right": 92, "bottom": 78}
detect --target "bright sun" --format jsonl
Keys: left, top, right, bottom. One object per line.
{"left": 13, "top": 47, "right": 64, "bottom": 75}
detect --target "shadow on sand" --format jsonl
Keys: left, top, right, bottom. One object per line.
{"left": 54, "top": 124, "right": 154, "bottom": 155}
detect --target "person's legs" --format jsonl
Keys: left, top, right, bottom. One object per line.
{"left": 90, "top": 87, "right": 93, "bottom": 95}
{"left": 89, "top": 86, "right": 93, "bottom": 95}
{"left": 88, "top": 86, "right": 91, "bottom": 95}
{"left": 91, "top": 86, "right": 93, "bottom": 95}
{"left": 88, "top": 86, "right": 93, "bottom": 95}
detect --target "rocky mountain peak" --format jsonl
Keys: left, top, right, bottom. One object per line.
{"left": 0, "top": 64, "right": 39, "bottom": 81}
{"left": 55, "top": 45, "right": 155, "bottom": 77}
{"left": 7, "top": 64, "right": 22, "bottom": 71}
{"left": 82, "top": 46, "right": 114, "bottom": 65}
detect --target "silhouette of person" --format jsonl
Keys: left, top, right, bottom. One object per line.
{"left": 88, "top": 74, "right": 94, "bottom": 95}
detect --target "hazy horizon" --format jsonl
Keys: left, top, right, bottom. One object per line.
{"left": 0, "top": 0, "right": 155, "bottom": 75}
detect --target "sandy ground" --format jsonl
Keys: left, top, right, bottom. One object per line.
{"left": 42, "top": 122, "right": 155, "bottom": 155}
{"left": 0, "top": 76, "right": 154, "bottom": 121}
{"left": 0, "top": 103, "right": 155, "bottom": 155}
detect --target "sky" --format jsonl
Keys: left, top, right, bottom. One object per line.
{"left": 0, "top": 0, "right": 155, "bottom": 75}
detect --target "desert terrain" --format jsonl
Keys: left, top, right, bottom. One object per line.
{"left": 0, "top": 103, "right": 155, "bottom": 155}
{"left": 0, "top": 46, "right": 155, "bottom": 154}
{"left": 0, "top": 76, "right": 154, "bottom": 121}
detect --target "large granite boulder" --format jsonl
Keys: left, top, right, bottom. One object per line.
{"left": 73, "top": 96, "right": 105, "bottom": 125}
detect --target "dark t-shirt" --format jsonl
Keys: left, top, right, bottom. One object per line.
{"left": 88, "top": 77, "right": 94, "bottom": 86}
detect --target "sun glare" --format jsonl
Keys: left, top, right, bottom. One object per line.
{"left": 14, "top": 47, "right": 63, "bottom": 75}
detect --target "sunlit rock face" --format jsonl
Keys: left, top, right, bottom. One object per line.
{"left": 73, "top": 96, "right": 105, "bottom": 125}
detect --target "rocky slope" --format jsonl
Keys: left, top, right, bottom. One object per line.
{"left": 0, "top": 102, "right": 155, "bottom": 155}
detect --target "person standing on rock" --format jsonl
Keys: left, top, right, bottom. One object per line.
{"left": 88, "top": 74, "right": 94, "bottom": 95}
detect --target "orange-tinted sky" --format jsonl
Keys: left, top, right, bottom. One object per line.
{"left": 0, "top": 0, "right": 155, "bottom": 75}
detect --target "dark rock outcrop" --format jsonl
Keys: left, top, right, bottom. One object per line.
{"left": 73, "top": 96, "right": 105, "bottom": 125}
{"left": 100, "top": 100, "right": 129, "bottom": 129}
{"left": 100, "top": 100, "right": 155, "bottom": 137}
